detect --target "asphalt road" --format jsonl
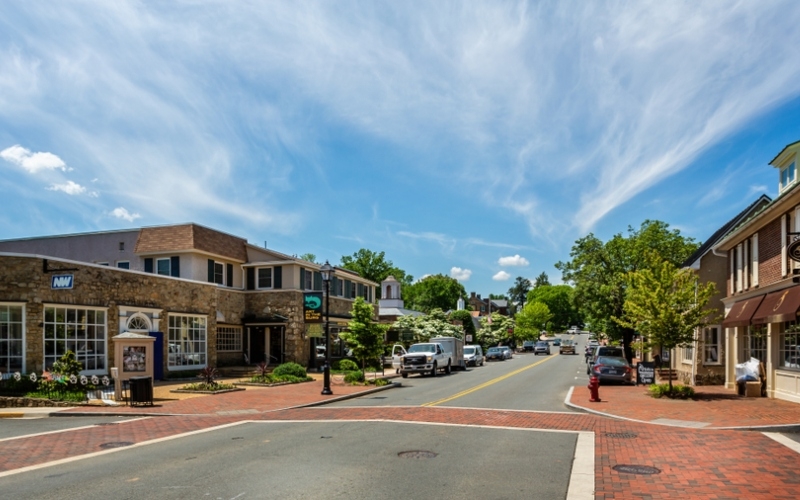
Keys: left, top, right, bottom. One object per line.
{"left": 333, "top": 334, "right": 588, "bottom": 411}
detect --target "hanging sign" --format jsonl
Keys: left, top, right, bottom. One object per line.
{"left": 789, "top": 239, "right": 800, "bottom": 262}
{"left": 303, "top": 292, "right": 323, "bottom": 323}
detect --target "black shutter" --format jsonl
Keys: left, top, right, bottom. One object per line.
{"left": 170, "top": 256, "right": 180, "bottom": 277}
{"left": 274, "top": 266, "right": 282, "bottom": 289}
{"left": 246, "top": 268, "right": 255, "bottom": 290}
{"left": 345, "top": 280, "right": 351, "bottom": 297}
{"left": 357, "top": 283, "right": 364, "bottom": 298}
{"left": 226, "top": 264, "right": 233, "bottom": 287}
{"left": 313, "top": 271, "right": 322, "bottom": 291}
{"left": 144, "top": 258, "right": 153, "bottom": 273}
{"left": 208, "top": 259, "right": 214, "bottom": 283}
{"left": 299, "top": 268, "right": 305, "bottom": 290}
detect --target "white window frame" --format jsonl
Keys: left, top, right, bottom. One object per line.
{"left": 304, "top": 269, "right": 313, "bottom": 291}
{"left": 736, "top": 243, "right": 743, "bottom": 293}
{"left": 126, "top": 313, "right": 152, "bottom": 332}
{"left": 217, "top": 326, "right": 243, "bottom": 352}
{"left": 702, "top": 325, "right": 721, "bottom": 365}
{"left": 751, "top": 233, "right": 759, "bottom": 287}
{"left": 257, "top": 267, "right": 273, "bottom": 289}
{"left": 782, "top": 214, "right": 788, "bottom": 277}
{"left": 43, "top": 304, "right": 107, "bottom": 375}
{"left": 779, "top": 321, "right": 800, "bottom": 371}
{"left": 681, "top": 345, "right": 694, "bottom": 365}
{"left": 213, "top": 261, "right": 225, "bottom": 285}
{"left": 0, "top": 302, "right": 25, "bottom": 374}
{"left": 729, "top": 249, "right": 735, "bottom": 295}
{"left": 167, "top": 314, "right": 207, "bottom": 370}
{"left": 156, "top": 258, "right": 171, "bottom": 276}
{"left": 116, "top": 261, "right": 130, "bottom": 269}
{"left": 780, "top": 161, "right": 796, "bottom": 192}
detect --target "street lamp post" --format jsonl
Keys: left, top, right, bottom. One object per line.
{"left": 320, "top": 261, "right": 334, "bottom": 395}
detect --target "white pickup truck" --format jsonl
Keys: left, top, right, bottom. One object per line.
{"left": 399, "top": 342, "right": 452, "bottom": 378}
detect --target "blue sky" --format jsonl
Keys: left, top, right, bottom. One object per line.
{"left": 2, "top": 2, "right": 800, "bottom": 296}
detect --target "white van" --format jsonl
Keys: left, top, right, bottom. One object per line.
{"left": 464, "top": 345, "right": 484, "bottom": 367}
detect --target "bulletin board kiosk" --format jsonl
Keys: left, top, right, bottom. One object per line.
{"left": 112, "top": 331, "right": 156, "bottom": 405}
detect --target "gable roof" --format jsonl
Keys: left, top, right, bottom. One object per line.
{"left": 682, "top": 194, "right": 771, "bottom": 268}
{"left": 134, "top": 223, "right": 248, "bottom": 262}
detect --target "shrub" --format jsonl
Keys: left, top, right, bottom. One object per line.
{"left": 52, "top": 351, "right": 83, "bottom": 377}
{"left": 648, "top": 383, "right": 695, "bottom": 399}
{"left": 369, "top": 378, "right": 389, "bottom": 387}
{"left": 337, "top": 359, "right": 359, "bottom": 372}
{"left": 344, "top": 371, "right": 365, "bottom": 384}
{"left": 198, "top": 366, "right": 218, "bottom": 386}
{"left": 180, "top": 382, "right": 235, "bottom": 391}
{"left": 272, "top": 362, "right": 308, "bottom": 379}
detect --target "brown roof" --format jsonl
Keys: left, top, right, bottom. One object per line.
{"left": 134, "top": 224, "right": 248, "bottom": 262}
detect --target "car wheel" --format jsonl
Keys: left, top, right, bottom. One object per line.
{"left": 445, "top": 361, "right": 452, "bottom": 375}
{"left": 431, "top": 362, "right": 437, "bottom": 377}
{"left": 401, "top": 372, "right": 408, "bottom": 378}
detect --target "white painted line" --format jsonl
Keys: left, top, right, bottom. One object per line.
{"left": 763, "top": 432, "right": 800, "bottom": 455}
{"left": 567, "top": 431, "right": 595, "bottom": 500}
{"left": 0, "top": 420, "right": 248, "bottom": 479}
{"left": 565, "top": 386, "right": 575, "bottom": 406}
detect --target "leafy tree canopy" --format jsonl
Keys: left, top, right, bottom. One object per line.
{"left": 514, "top": 302, "right": 552, "bottom": 341}
{"left": 449, "top": 309, "right": 477, "bottom": 342}
{"left": 527, "top": 285, "right": 581, "bottom": 332}
{"left": 392, "top": 308, "right": 464, "bottom": 344}
{"left": 299, "top": 253, "right": 317, "bottom": 264}
{"left": 507, "top": 276, "right": 532, "bottom": 311}
{"left": 340, "top": 297, "right": 388, "bottom": 372}
{"left": 340, "top": 249, "right": 412, "bottom": 293}
{"left": 555, "top": 220, "right": 700, "bottom": 361}
{"left": 403, "top": 274, "right": 467, "bottom": 313}
{"left": 533, "top": 272, "right": 550, "bottom": 288}
{"left": 477, "top": 313, "right": 516, "bottom": 348}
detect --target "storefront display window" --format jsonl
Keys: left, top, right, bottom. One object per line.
{"left": 0, "top": 304, "right": 24, "bottom": 372}
{"left": 780, "top": 321, "right": 800, "bottom": 370}
{"left": 745, "top": 325, "right": 767, "bottom": 363}
{"left": 43, "top": 305, "right": 106, "bottom": 374}
{"left": 168, "top": 314, "right": 206, "bottom": 369}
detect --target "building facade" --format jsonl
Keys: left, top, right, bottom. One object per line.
{"left": 0, "top": 223, "right": 378, "bottom": 379}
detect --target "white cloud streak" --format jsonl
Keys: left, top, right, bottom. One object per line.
{"left": 498, "top": 254, "right": 529, "bottom": 267}
{"left": 110, "top": 207, "right": 140, "bottom": 222}
{"left": 46, "top": 180, "right": 85, "bottom": 195}
{"left": 1, "top": 145, "right": 69, "bottom": 173}
{"left": 450, "top": 267, "right": 472, "bottom": 281}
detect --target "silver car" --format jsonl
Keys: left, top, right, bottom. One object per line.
{"left": 500, "top": 346, "right": 514, "bottom": 359}
{"left": 464, "top": 345, "right": 484, "bottom": 366}
{"left": 533, "top": 341, "right": 551, "bottom": 355}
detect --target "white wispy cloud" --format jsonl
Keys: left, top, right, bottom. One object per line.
{"left": 450, "top": 267, "right": 472, "bottom": 281}
{"left": 498, "top": 254, "right": 529, "bottom": 267}
{"left": 110, "top": 207, "right": 140, "bottom": 222}
{"left": 1, "top": 145, "right": 70, "bottom": 173}
{"left": 46, "top": 180, "right": 85, "bottom": 195}
{"left": 492, "top": 270, "right": 511, "bottom": 281}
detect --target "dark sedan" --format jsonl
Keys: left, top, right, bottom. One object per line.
{"left": 589, "top": 356, "right": 634, "bottom": 384}
{"left": 486, "top": 347, "right": 506, "bottom": 361}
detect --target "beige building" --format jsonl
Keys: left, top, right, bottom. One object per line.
{"left": 0, "top": 223, "right": 377, "bottom": 379}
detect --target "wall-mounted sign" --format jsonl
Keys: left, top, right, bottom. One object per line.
{"left": 303, "top": 292, "right": 323, "bottom": 323}
{"left": 51, "top": 274, "right": 74, "bottom": 290}
{"left": 789, "top": 239, "right": 800, "bottom": 262}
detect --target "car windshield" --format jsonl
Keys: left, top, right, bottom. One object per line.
{"left": 487, "top": 348, "right": 501, "bottom": 353}
{"left": 408, "top": 344, "right": 436, "bottom": 353}
{"left": 535, "top": 342, "right": 547, "bottom": 347}
{"left": 562, "top": 340, "right": 573, "bottom": 346}
{"left": 464, "top": 347, "right": 475, "bottom": 355}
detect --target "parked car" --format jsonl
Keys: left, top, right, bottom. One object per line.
{"left": 464, "top": 345, "right": 484, "bottom": 367}
{"left": 500, "top": 346, "right": 514, "bottom": 359}
{"left": 589, "top": 356, "right": 634, "bottom": 384}
{"left": 486, "top": 347, "right": 506, "bottom": 361}
{"left": 522, "top": 340, "right": 536, "bottom": 352}
{"left": 552, "top": 338, "right": 562, "bottom": 346}
{"left": 533, "top": 341, "right": 551, "bottom": 355}
{"left": 586, "top": 346, "right": 625, "bottom": 374}
{"left": 569, "top": 326, "right": 580, "bottom": 334}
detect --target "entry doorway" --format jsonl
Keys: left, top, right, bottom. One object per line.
{"left": 246, "top": 325, "right": 285, "bottom": 366}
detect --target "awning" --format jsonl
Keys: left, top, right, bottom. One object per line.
{"left": 722, "top": 295, "right": 765, "bottom": 327}
{"left": 751, "top": 287, "right": 800, "bottom": 324}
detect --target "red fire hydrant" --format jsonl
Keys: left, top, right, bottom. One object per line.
{"left": 588, "top": 375, "right": 601, "bottom": 402}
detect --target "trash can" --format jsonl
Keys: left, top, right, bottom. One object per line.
{"left": 128, "top": 376, "right": 153, "bottom": 406}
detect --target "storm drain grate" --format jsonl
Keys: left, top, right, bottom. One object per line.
{"left": 606, "top": 432, "right": 638, "bottom": 439}
{"left": 99, "top": 441, "right": 134, "bottom": 449}
{"left": 398, "top": 450, "right": 437, "bottom": 459}
{"left": 613, "top": 464, "right": 660, "bottom": 475}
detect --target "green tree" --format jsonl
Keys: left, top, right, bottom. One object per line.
{"left": 527, "top": 285, "right": 581, "bottom": 332}
{"left": 533, "top": 272, "right": 550, "bottom": 288}
{"left": 556, "top": 220, "right": 699, "bottom": 362}
{"left": 615, "top": 257, "right": 718, "bottom": 392}
{"left": 299, "top": 253, "right": 317, "bottom": 264}
{"left": 392, "top": 308, "right": 464, "bottom": 344}
{"left": 477, "top": 313, "right": 515, "bottom": 348}
{"left": 449, "top": 309, "right": 477, "bottom": 343}
{"left": 514, "top": 302, "right": 552, "bottom": 341}
{"left": 508, "top": 276, "right": 532, "bottom": 311}
{"left": 340, "top": 249, "right": 412, "bottom": 293}
{"left": 403, "top": 274, "right": 467, "bottom": 313}
{"left": 340, "top": 297, "right": 388, "bottom": 373}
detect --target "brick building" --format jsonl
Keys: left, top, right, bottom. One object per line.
{"left": 0, "top": 223, "right": 377, "bottom": 379}
{"left": 715, "top": 140, "right": 800, "bottom": 403}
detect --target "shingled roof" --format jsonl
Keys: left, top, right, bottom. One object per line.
{"left": 134, "top": 223, "right": 248, "bottom": 262}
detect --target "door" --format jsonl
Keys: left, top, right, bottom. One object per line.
{"left": 249, "top": 327, "right": 266, "bottom": 364}
{"left": 391, "top": 344, "right": 406, "bottom": 370}
{"left": 150, "top": 331, "right": 164, "bottom": 381}
{"left": 269, "top": 326, "right": 284, "bottom": 365}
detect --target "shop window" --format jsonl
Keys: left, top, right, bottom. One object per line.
{"left": 168, "top": 314, "right": 207, "bottom": 369}
{"left": 703, "top": 326, "right": 721, "bottom": 364}
{"left": 780, "top": 322, "right": 800, "bottom": 370}
{"left": 0, "top": 304, "right": 24, "bottom": 373}
{"left": 43, "top": 305, "right": 107, "bottom": 374}
{"left": 217, "top": 326, "right": 242, "bottom": 352}
{"left": 745, "top": 325, "right": 768, "bottom": 363}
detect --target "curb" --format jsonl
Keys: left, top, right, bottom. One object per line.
{"left": 50, "top": 381, "right": 403, "bottom": 418}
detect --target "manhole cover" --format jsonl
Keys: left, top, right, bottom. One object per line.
{"left": 99, "top": 442, "right": 134, "bottom": 449}
{"left": 398, "top": 450, "right": 437, "bottom": 459}
{"left": 606, "top": 432, "right": 638, "bottom": 439}
{"left": 613, "top": 464, "right": 660, "bottom": 475}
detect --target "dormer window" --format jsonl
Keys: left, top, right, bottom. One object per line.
{"left": 780, "top": 161, "right": 796, "bottom": 192}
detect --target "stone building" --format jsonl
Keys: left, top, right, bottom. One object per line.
{"left": 0, "top": 223, "right": 377, "bottom": 379}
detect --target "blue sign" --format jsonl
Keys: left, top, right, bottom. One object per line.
{"left": 51, "top": 275, "right": 74, "bottom": 290}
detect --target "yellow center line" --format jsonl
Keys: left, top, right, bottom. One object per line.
{"left": 421, "top": 353, "right": 559, "bottom": 407}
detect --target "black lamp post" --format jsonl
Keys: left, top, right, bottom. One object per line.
{"left": 320, "top": 261, "right": 334, "bottom": 395}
